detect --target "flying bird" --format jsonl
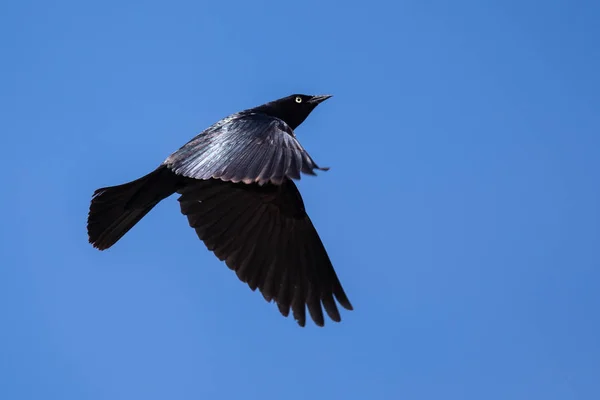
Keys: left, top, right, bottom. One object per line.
{"left": 87, "top": 94, "right": 353, "bottom": 327}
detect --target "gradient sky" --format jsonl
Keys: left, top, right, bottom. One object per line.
{"left": 1, "top": 1, "right": 599, "bottom": 399}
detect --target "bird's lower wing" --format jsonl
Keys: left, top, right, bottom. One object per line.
{"left": 177, "top": 178, "right": 352, "bottom": 327}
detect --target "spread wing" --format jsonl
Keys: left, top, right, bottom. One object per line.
{"left": 164, "top": 113, "right": 328, "bottom": 185}
{"left": 177, "top": 178, "right": 353, "bottom": 327}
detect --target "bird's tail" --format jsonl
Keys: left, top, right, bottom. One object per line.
{"left": 87, "top": 165, "right": 180, "bottom": 250}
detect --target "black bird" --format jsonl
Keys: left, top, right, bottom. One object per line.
{"left": 87, "top": 94, "right": 353, "bottom": 327}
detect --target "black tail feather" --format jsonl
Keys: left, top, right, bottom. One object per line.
{"left": 87, "top": 166, "right": 180, "bottom": 250}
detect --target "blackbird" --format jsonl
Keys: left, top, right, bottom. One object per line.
{"left": 87, "top": 94, "right": 353, "bottom": 327}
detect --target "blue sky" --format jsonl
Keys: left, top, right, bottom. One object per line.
{"left": 1, "top": 0, "right": 599, "bottom": 399}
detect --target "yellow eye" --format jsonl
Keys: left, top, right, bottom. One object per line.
{"left": 295, "top": 96, "right": 302, "bottom": 103}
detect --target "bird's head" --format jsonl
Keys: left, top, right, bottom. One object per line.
{"left": 254, "top": 94, "right": 332, "bottom": 130}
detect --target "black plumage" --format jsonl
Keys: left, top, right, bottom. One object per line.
{"left": 87, "top": 94, "right": 353, "bottom": 327}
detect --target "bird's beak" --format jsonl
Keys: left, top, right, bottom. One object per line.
{"left": 309, "top": 94, "right": 333, "bottom": 104}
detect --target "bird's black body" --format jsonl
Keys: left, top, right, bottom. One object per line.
{"left": 87, "top": 94, "right": 352, "bottom": 327}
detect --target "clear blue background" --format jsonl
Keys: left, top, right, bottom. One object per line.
{"left": 1, "top": 1, "right": 599, "bottom": 399}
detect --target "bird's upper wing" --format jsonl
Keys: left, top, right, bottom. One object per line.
{"left": 177, "top": 178, "right": 353, "bottom": 327}
{"left": 164, "top": 113, "right": 328, "bottom": 185}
